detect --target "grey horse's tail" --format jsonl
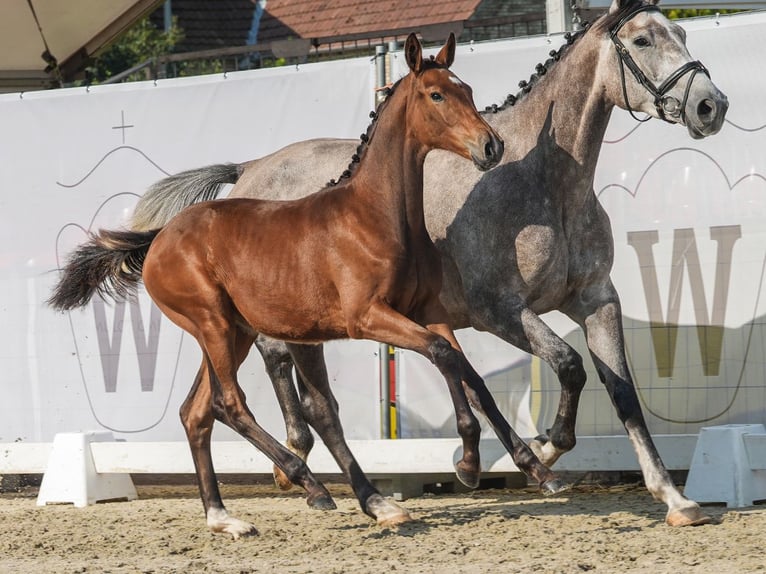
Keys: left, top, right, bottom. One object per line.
{"left": 130, "top": 163, "right": 242, "bottom": 231}
{"left": 48, "top": 228, "right": 161, "bottom": 311}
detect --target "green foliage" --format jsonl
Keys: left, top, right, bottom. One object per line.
{"left": 88, "top": 17, "right": 183, "bottom": 83}
{"left": 665, "top": 8, "right": 742, "bottom": 19}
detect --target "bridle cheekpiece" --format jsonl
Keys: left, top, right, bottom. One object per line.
{"left": 610, "top": 4, "right": 709, "bottom": 123}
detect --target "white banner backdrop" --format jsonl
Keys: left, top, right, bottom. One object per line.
{"left": 1, "top": 11, "right": 765, "bottom": 447}
{"left": 0, "top": 56, "right": 381, "bottom": 443}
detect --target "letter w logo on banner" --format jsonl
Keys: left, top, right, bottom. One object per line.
{"left": 92, "top": 298, "right": 162, "bottom": 392}
{"left": 627, "top": 226, "right": 741, "bottom": 378}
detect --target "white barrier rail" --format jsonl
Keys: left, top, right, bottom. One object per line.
{"left": 13, "top": 430, "right": 766, "bottom": 508}
{"left": 2, "top": 434, "right": 699, "bottom": 476}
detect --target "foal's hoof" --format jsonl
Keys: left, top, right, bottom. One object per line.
{"left": 206, "top": 509, "right": 259, "bottom": 540}
{"left": 307, "top": 491, "right": 337, "bottom": 511}
{"left": 366, "top": 494, "right": 413, "bottom": 527}
{"left": 455, "top": 462, "right": 481, "bottom": 489}
{"left": 666, "top": 505, "right": 712, "bottom": 527}
{"left": 273, "top": 465, "right": 294, "bottom": 491}
{"left": 541, "top": 477, "right": 570, "bottom": 495}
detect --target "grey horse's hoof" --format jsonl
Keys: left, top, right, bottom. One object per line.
{"left": 541, "top": 478, "right": 570, "bottom": 495}
{"left": 307, "top": 492, "right": 337, "bottom": 510}
{"left": 666, "top": 505, "right": 712, "bottom": 526}
{"left": 455, "top": 462, "right": 481, "bottom": 489}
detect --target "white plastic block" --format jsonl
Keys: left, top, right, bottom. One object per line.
{"left": 36, "top": 431, "right": 137, "bottom": 507}
{"left": 684, "top": 424, "right": 766, "bottom": 508}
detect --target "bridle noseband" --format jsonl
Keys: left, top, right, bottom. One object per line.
{"left": 610, "top": 4, "right": 709, "bottom": 123}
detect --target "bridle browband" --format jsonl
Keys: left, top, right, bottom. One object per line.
{"left": 610, "top": 4, "right": 709, "bottom": 123}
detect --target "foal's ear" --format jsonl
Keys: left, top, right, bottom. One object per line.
{"left": 405, "top": 33, "right": 423, "bottom": 74}
{"left": 434, "top": 33, "right": 456, "bottom": 68}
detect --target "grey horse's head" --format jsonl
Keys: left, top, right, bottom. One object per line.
{"left": 600, "top": 0, "right": 728, "bottom": 139}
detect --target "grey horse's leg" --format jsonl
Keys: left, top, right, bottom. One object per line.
{"left": 566, "top": 289, "right": 711, "bottom": 526}
{"left": 254, "top": 334, "right": 315, "bottom": 490}
{"left": 285, "top": 342, "right": 412, "bottom": 525}
{"left": 468, "top": 296, "right": 588, "bottom": 467}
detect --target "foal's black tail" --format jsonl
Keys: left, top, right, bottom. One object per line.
{"left": 48, "top": 228, "right": 161, "bottom": 311}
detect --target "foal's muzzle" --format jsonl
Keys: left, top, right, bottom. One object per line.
{"left": 472, "top": 132, "right": 504, "bottom": 171}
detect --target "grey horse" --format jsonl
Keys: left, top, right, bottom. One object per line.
{"left": 130, "top": 0, "right": 728, "bottom": 526}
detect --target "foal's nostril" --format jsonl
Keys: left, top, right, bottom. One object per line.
{"left": 484, "top": 135, "right": 503, "bottom": 163}
{"left": 697, "top": 98, "right": 715, "bottom": 121}
{"left": 484, "top": 140, "right": 495, "bottom": 160}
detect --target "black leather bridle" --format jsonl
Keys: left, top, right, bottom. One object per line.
{"left": 610, "top": 4, "right": 709, "bottom": 123}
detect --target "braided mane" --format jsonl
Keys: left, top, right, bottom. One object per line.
{"left": 481, "top": 22, "right": 593, "bottom": 114}
{"left": 327, "top": 4, "right": 656, "bottom": 186}
{"left": 481, "top": 0, "right": 654, "bottom": 114}
{"left": 327, "top": 56, "right": 451, "bottom": 187}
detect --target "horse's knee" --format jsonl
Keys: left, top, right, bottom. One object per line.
{"left": 180, "top": 408, "right": 213, "bottom": 448}
{"left": 286, "top": 417, "right": 315, "bottom": 457}
{"left": 428, "top": 337, "right": 461, "bottom": 370}
{"left": 557, "top": 349, "right": 586, "bottom": 393}
{"left": 428, "top": 338, "right": 481, "bottom": 440}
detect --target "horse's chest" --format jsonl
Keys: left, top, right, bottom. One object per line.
{"left": 518, "top": 224, "right": 612, "bottom": 307}
{"left": 515, "top": 226, "right": 569, "bottom": 289}
{"left": 385, "top": 243, "right": 441, "bottom": 310}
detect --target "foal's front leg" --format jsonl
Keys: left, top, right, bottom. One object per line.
{"left": 354, "top": 300, "right": 484, "bottom": 489}
{"left": 425, "top": 321, "right": 564, "bottom": 493}
{"left": 286, "top": 342, "right": 412, "bottom": 526}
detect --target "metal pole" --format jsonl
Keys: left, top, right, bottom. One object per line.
{"left": 387, "top": 40, "right": 399, "bottom": 86}
{"left": 376, "top": 43, "right": 391, "bottom": 437}
{"left": 163, "top": 0, "right": 172, "bottom": 32}
{"left": 375, "top": 44, "right": 387, "bottom": 105}
{"left": 379, "top": 343, "right": 391, "bottom": 439}
{"left": 545, "top": 0, "right": 573, "bottom": 33}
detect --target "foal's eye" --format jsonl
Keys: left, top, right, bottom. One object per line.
{"left": 430, "top": 92, "right": 444, "bottom": 102}
{"left": 633, "top": 36, "right": 651, "bottom": 47}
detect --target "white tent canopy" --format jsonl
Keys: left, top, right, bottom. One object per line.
{"left": 0, "top": 0, "right": 162, "bottom": 93}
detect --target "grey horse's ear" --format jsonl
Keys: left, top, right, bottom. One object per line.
{"left": 405, "top": 33, "right": 423, "bottom": 74}
{"left": 609, "top": 0, "right": 659, "bottom": 13}
{"left": 434, "top": 33, "right": 456, "bottom": 68}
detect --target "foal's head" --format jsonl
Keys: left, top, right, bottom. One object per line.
{"left": 400, "top": 33, "right": 504, "bottom": 171}
{"left": 598, "top": 0, "right": 728, "bottom": 139}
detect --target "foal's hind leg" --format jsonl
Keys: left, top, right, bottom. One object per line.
{"left": 201, "top": 325, "right": 336, "bottom": 510}
{"left": 177, "top": 317, "right": 335, "bottom": 538}
{"left": 286, "top": 342, "right": 412, "bottom": 526}
{"left": 254, "top": 334, "right": 315, "bottom": 491}
{"left": 180, "top": 359, "right": 259, "bottom": 539}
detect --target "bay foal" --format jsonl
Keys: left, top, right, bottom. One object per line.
{"left": 49, "top": 34, "right": 543, "bottom": 538}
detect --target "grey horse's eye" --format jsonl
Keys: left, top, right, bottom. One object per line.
{"left": 430, "top": 92, "right": 444, "bottom": 102}
{"left": 633, "top": 36, "right": 651, "bottom": 47}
